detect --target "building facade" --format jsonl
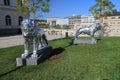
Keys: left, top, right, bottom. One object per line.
{"left": 72, "top": 14, "right": 95, "bottom": 29}
{"left": 47, "top": 17, "right": 69, "bottom": 29}
{"left": 68, "top": 14, "right": 81, "bottom": 25}
{"left": 56, "top": 18, "right": 69, "bottom": 26}
{"left": 47, "top": 17, "right": 58, "bottom": 26}
{"left": 47, "top": 14, "right": 95, "bottom": 29}
{"left": 81, "top": 14, "right": 95, "bottom": 23}
{"left": 103, "top": 16, "right": 120, "bottom": 36}
{"left": 0, "top": 0, "right": 25, "bottom": 35}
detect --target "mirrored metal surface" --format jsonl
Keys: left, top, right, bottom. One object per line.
{"left": 74, "top": 23, "right": 102, "bottom": 41}
{"left": 21, "top": 19, "right": 48, "bottom": 58}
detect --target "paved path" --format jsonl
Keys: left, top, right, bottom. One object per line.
{"left": 0, "top": 34, "right": 65, "bottom": 49}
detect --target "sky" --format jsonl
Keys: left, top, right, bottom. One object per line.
{"left": 42, "top": 0, "right": 120, "bottom": 20}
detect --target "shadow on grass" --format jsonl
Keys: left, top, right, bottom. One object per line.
{"left": 48, "top": 42, "right": 72, "bottom": 60}
{"left": 96, "top": 38, "right": 102, "bottom": 43}
{"left": 48, "top": 47, "right": 65, "bottom": 61}
{"left": 37, "top": 47, "right": 66, "bottom": 63}
{"left": 51, "top": 47, "right": 65, "bottom": 56}
{"left": 0, "top": 66, "right": 23, "bottom": 78}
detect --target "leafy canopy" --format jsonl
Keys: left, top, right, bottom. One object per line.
{"left": 89, "top": 0, "right": 115, "bottom": 19}
{"left": 16, "top": 0, "right": 50, "bottom": 19}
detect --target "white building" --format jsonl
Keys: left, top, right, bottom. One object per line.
{"left": 68, "top": 14, "right": 95, "bottom": 26}
{"left": 72, "top": 14, "right": 95, "bottom": 29}
{"left": 68, "top": 14, "right": 81, "bottom": 25}
{"left": 81, "top": 14, "right": 95, "bottom": 23}
{"left": 47, "top": 14, "right": 95, "bottom": 29}
{"left": 47, "top": 17, "right": 58, "bottom": 26}
{"left": 0, "top": 0, "right": 25, "bottom": 35}
{"left": 47, "top": 17, "right": 69, "bottom": 29}
{"left": 56, "top": 18, "right": 69, "bottom": 26}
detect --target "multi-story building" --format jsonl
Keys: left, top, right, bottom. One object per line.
{"left": 81, "top": 14, "right": 95, "bottom": 23}
{"left": 68, "top": 14, "right": 81, "bottom": 25}
{"left": 47, "top": 17, "right": 69, "bottom": 29}
{"left": 56, "top": 18, "right": 69, "bottom": 26}
{"left": 103, "top": 16, "right": 120, "bottom": 36}
{"left": 47, "top": 14, "right": 95, "bottom": 29}
{"left": 73, "top": 14, "right": 95, "bottom": 29}
{"left": 0, "top": 0, "right": 25, "bottom": 35}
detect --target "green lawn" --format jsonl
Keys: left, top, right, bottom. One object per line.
{"left": 0, "top": 37, "right": 120, "bottom": 80}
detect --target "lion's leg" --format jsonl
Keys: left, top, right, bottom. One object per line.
{"left": 41, "top": 34, "right": 48, "bottom": 47}
{"left": 22, "top": 38, "right": 29, "bottom": 58}
{"left": 38, "top": 36, "right": 43, "bottom": 49}
{"left": 38, "top": 34, "right": 48, "bottom": 49}
{"left": 74, "top": 30, "right": 78, "bottom": 39}
{"left": 32, "top": 37, "right": 38, "bottom": 57}
{"left": 74, "top": 30, "right": 81, "bottom": 40}
{"left": 90, "top": 32, "right": 95, "bottom": 41}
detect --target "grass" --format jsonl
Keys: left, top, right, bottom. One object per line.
{"left": 0, "top": 37, "right": 120, "bottom": 80}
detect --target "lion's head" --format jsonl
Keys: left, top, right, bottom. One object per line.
{"left": 21, "top": 19, "right": 35, "bottom": 37}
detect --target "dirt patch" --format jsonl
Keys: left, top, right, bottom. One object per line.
{"left": 49, "top": 54, "right": 61, "bottom": 61}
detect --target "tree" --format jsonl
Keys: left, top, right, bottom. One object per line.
{"left": 89, "top": 0, "right": 115, "bottom": 22}
{"left": 89, "top": 0, "right": 115, "bottom": 36}
{"left": 16, "top": 0, "right": 50, "bottom": 20}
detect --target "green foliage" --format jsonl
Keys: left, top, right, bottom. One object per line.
{"left": 37, "top": 23, "right": 49, "bottom": 28}
{"left": 16, "top": 0, "right": 50, "bottom": 18}
{"left": 62, "top": 25, "right": 71, "bottom": 29}
{"left": 0, "top": 37, "right": 120, "bottom": 80}
{"left": 16, "top": 0, "right": 29, "bottom": 16}
{"left": 52, "top": 25, "right": 71, "bottom": 29}
{"left": 53, "top": 25, "right": 61, "bottom": 29}
{"left": 89, "top": 0, "right": 115, "bottom": 19}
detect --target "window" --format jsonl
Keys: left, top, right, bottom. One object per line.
{"left": 4, "top": 0, "right": 10, "bottom": 6}
{"left": 18, "top": 16, "right": 23, "bottom": 25}
{"left": 5, "top": 15, "right": 11, "bottom": 26}
{"left": 111, "top": 17, "right": 115, "bottom": 19}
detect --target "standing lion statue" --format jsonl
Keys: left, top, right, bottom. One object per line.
{"left": 21, "top": 19, "right": 48, "bottom": 58}
{"left": 74, "top": 23, "right": 102, "bottom": 41}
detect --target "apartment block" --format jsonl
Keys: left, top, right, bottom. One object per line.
{"left": 68, "top": 14, "right": 81, "bottom": 25}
